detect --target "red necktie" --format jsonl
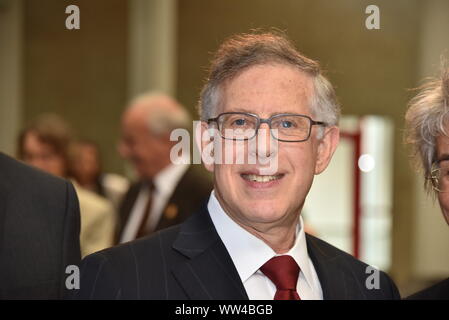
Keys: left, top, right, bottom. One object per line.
{"left": 260, "top": 255, "right": 301, "bottom": 300}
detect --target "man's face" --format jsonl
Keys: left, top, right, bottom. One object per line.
{"left": 202, "top": 63, "right": 339, "bottom": 232}
{"left": 118, "top": 110, "right": 170, "bottom": 180}
{"left": 435, "top": 134, "right": 449, "bottom": 225}
{"left": 22, "top": 132, "right": 67, "bottom": 177}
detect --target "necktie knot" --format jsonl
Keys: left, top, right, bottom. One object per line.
{"left": 260, "top": 255, "right": 301, "bottom": 300}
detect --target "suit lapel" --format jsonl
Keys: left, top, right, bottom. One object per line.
{"left": 156, "top": 171, "right": 188, "bottom": 229}
{"left": 306, "top": 234, "right": 368, "bottom": 300}
{"left": 306, "top": 235, "right": 348, "bottom": 299}
{"left": 170, "top": 205, "right": 367, "bottom": 300}
{"left": 171, "top": 204, "right": 248, "bottom": 300}
{"left": 156, "top": 166, "right": 198, "bottom": 229}
{"left": 116, "top": 182, "right": 143, "bottom": 241}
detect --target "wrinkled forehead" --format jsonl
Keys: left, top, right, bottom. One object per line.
{"left": 219, "top": 63, "right": 314, "bottom": 116}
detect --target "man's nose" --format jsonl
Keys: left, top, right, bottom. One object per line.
{"left": 253, "top": 123, "right": 277, "bottom": 158}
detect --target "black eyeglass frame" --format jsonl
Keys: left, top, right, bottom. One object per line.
{"left": 207, "top": 112, "right": 327, "bottom": 142}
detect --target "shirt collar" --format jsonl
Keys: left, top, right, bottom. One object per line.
{"left": 207, "top": 190, "right": 316, "bottom": 289}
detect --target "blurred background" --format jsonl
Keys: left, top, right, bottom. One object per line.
{"left": 1, "top": 0, "right": 448, "bottom": 296}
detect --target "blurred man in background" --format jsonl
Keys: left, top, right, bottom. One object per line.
{"left": 117, "top": 93, "right": 212, "bottom": 243}
{"left": 71, "top": 139, "right": 129, "bottom": 210}
{"left": 405, "top": 64, "right": 449, "bottom": 299}
{"left": 18, "top": 114, "right": 116, "bottom": 257}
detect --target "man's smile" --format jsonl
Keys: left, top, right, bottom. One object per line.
{"left": 239, "top": 170, "right": 285, "bottom": 189}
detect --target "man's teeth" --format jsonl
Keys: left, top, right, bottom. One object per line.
{"left": 242, "top": 174, "right": 281, "bottom": 182}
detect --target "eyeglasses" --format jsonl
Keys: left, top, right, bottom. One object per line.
{"left": 207, "top": 112, "right": 326, "bottom": 142}
{"left": 429, "top": 161, "right": 449, "bottom": 193}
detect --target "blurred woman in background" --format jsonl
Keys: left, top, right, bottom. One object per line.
{"left": 18, "top": 114, "right": 116, "bottom": 257}
{"left": 71, "top": 139, "right": 129, "bottom": 211}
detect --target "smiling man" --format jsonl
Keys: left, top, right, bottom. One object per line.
{"left": 73, "top": 32, "right": 400, "bottom": 300}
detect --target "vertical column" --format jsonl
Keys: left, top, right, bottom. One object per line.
{"left": 127, "top": 0, "right": 177, "bottom": 100}
{"left": 0, "top": 0, "right": 23, "bottom": 156}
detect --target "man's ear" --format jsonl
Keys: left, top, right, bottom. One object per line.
{"left": 195, "top": 121, "right": 215, "bottom": 172}
{"left": 314, "top": 126, "right": 340, "bottom": 175}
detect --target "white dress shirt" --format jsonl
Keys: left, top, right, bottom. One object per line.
{"left": 120, "top": 162, "right": 190, "bottom": 243}
{"left": 207, "top": 191, "right": 323, "bottom": 300}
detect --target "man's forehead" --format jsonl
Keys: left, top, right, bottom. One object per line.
{"left": 221, "top": 63, "right": 314, "bottom": 114}
{"left": 225, "top": 63, "right": 313, "bottom": 88}
{"left": 122, "top": 106, "right": 149, "bottom": 128}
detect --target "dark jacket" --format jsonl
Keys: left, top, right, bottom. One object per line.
{"left": 73, "top": 201, "right": 400, "bottom": 300}
{"left": 406, "top": 278, "right": 449, "bottom": 300}
{"left": 0, "top": 153, "right": 81, "bottom": 299}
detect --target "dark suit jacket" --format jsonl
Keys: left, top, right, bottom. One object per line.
{"left": 0, "top": 153, "right": 81, "bottom": 299}
{"left": 115, "top": 165, "right": 212, "bottom": 243}
{"left": 406, "top": 278, "right": 449, "bottom": 300}
{"left": 74, "top": 201, "right": 400, "bottom": 300}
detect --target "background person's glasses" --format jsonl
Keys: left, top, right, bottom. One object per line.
{"left": 429, "top": 161, "right": 449, "bottom": 193}
{"left": 207, "top": 112, "right": 326, "bottom": 142}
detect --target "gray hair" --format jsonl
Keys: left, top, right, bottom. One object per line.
{"left": 198, "top": 31, "right": 340, "bottom": 134}
{"left": 405, "top": 64, "right": 449, "bottom": 192}
{"left": 129, "top": 92, "right": 191, "bottom": 135}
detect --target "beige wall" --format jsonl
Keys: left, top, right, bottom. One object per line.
{"left": 0, "top": 0, "right": 23, "bottom": 156}
{"left": 23, "top": 0, "right": 128, "bottom": 173}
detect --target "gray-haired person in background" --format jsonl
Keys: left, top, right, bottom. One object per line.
{"left": 116, "top": 93, "right": 212, "bottom": 243}
{"left": 405, "top": 64, "right": 449, "bottom": 300}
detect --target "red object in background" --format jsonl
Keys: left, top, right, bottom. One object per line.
{"left": 340, "top": 130, "right": 362, "bottom": 259}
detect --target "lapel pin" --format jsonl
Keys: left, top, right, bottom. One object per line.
{"left": 164, "top": 203, "right": 178, "bottom": 220}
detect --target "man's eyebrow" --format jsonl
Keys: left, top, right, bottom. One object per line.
{"left": 225, "top": 108, "right": 254, "bottom": 114}
{"left": 226, "top": 108, "right": 307, "bottom": 117}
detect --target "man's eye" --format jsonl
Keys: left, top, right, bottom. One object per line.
{"left": 281, "top": 120, "right": 294, "bottom": 128}
{"left": 233, "top": 119, "right": 246, "bottom": 126}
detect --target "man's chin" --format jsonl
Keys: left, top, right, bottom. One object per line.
{"left": 240, "top": 191, "right": 283, "bottom": 205}
{"left": 240, "top": 205, "right": 286, "bottom": 222}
